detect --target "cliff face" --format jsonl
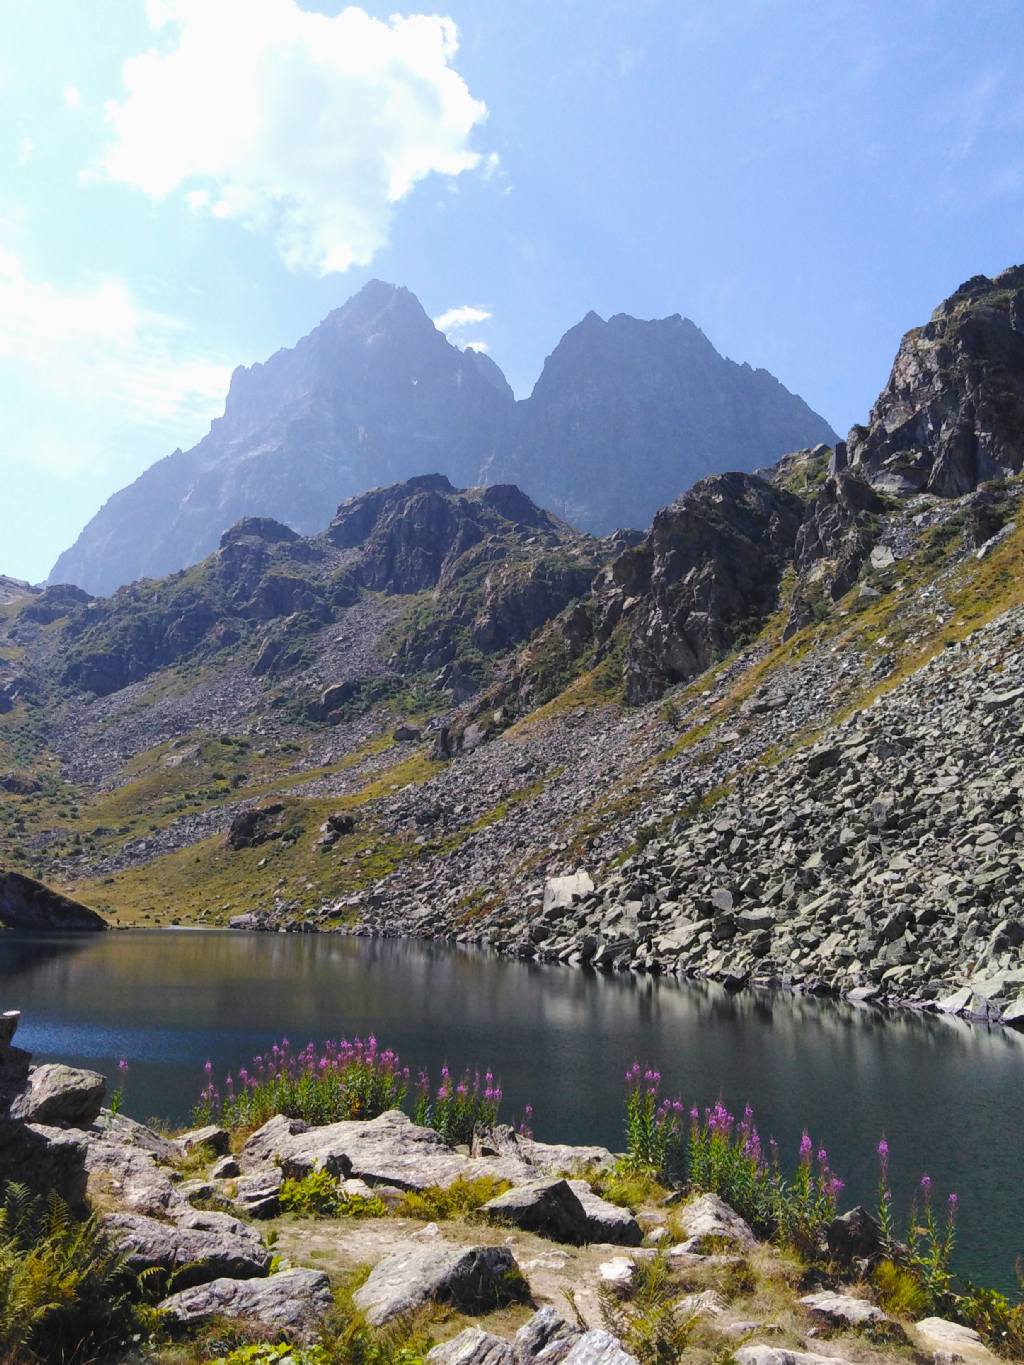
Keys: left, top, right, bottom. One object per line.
{"left": 49, "top": 286, "right": 836, "bottom": 595}
{"left": 847, "top": 265, "right": 1024, "bottom": 495}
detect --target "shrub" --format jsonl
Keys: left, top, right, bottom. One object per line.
{"left": 0, "top": 1182, "right": 137, "bottom": 1363}
{"left": 599, "top": 1247, "right": 696, "bottom": 1364}
{"left": 399, "top": 1175, "right": 511, "bottom": 1221}
{"left": 278, "top": 1171, "right": 387, "bottom": 1220}
{"left": 956, "top": 1276, "right": 1024, "bottom": 1358}
{"left": 591, "top": 1162, "right": 669, "bottom": 1212}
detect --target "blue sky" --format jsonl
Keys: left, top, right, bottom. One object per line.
{"left": 2, "top": 0, "right": 1022, "bottom": 584}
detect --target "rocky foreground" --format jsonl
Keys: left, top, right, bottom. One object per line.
{"left": 0, "top": 1016, "right": 1008, "bottom": 1364}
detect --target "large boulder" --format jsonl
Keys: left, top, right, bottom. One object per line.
{"left": 0, "top": 870, "right": 107, "bottom": 931}
{"left": 353, "top": 1243, "right": 526, "bottom": 1326}
{"left": 914, "top": 1317, "right": 998, "bottom": 1364}
{"left": 480, "top": 1177, "right": 638, "bottom": 1245}
{"left": 158, "top": 1268, "right": 333, "bottom": 1342}
{"left": 799, "top": 1291, "right": 893, "bottom": 1331}
{"left": 9, "top": 1063, "right": 106, "bottom": 1127}
{"left": 242, "top": 1108, "right": 533, "bottom": 1192}
{"left": 226, "top": 804, "right": 285, "bottom": 850}
{"left": 0, "top": 1119, "right": 89, "bottom": 1208}
{"left": 103, "top": 1209, "right": 272, "bottom": 1288}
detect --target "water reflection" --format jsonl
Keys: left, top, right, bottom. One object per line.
{"left": 1, "top": 929, "right": 1021, "bottom": 1288}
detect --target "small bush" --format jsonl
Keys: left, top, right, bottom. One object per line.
{"left": 956, "top": 1279, "right": 1024, "bottom": 1358}
{"left": 591, "top": 1162, "right": 669, "bottom": 1212}
{"left": 599, "top": 1248, "right": 696, "bottom": 1365}
{"left": 399, "top": 1175, "right": 511, "bottom": 1221}
{"left": 873, "top": 1258, "right": 930, "bottom": 1319}
{"left": 278, "top": 1171, "right": 387, "bottom": 1220}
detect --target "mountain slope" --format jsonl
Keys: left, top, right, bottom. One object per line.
{"left": 5, "top": 264, "right": 1023, "bottom": 1024}
{"left": 50, "top": 284, "right": 835, "bottom": 594}
{"left": 482, "top": 311, "right": 837, "bottom": 532}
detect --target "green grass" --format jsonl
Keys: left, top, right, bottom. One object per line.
{"left": 398, "top": 1175, "right": 512, "bottom": 1221}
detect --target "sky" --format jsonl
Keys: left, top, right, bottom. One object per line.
{"left": 1, "top": 0, "right": 1022, "bottom": 584}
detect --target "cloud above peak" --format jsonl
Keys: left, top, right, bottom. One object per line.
{"left": 98, "top": 0, "right": 490, "bottom": 274}
{"left": 434, "top": 304, "right": 492, "bottom": 334}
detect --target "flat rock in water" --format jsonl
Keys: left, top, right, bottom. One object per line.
{"left": 353, "top": 1243, "right": 524, "bottom": 1326}
{"left": 103, "top": 1208, "right": 272, "bottom": 1287}
{"left": 158, "top": 1268, "right": 333, "bottom": 1342}
{"left": 0, "top": 870, "right": 107, "bottom": 931}
{"left": 9, "top": 1063, "right": 106, "bottom": 1127}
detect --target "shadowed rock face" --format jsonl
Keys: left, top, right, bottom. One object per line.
{"left": 848, "top": 265, "right": 1024, "bottom": 496}
{"left": 0, "top": 871, "right": 107, "bottom": 931}
{"left": 609, "top": 473, "right": 806, "bottom": 702}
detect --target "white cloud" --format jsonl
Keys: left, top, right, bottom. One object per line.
{"left": 0, "top": 246, "right": 230, "bottom": 476}
{"left": 433, "top": 304, "right": 492, "bottom": 334}
{"left": 460, "top": 339, "right": 490, "bottom": 353}
{"left": 63, "top": 85, "right": 82, "bottom": 110}
{"left": 97, "top": 0, "right": 490, "bottom": 274}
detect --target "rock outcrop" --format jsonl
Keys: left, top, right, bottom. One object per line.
{"left": 848, "top": 266, "right": 1024, "bottom": 495}
{"left": 0, "top": 871, "right": 107, "bottom": 931}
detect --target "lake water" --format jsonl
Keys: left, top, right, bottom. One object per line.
{"left": 2, "top": 928, "right": 1021, "bottom": 1289}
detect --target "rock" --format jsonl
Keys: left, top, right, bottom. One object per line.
{"left": 158, "top": 1268, "right": 333, "bottom": 1342}
{"left": 598, "top": 1257, "right": 637, "bottom": 1286}
{"left": 869, "top": 545, "right": 896, "bottom": 570}
{"left": 480, "top": 1178, "right": 591, "bottom": 1243}
{"left": 826, "top": 1206, "right": 883, "bottom": 1264}
{"left": 243, "top": 1109, "right": 533, "bottom": 1192}
{"left": 799, "top": 1291, "right": 892, "bottom": 1329}
{"left": 8, "top": 1064, "right": 106, "bottom": 1127}
{"left": 515, "top": 1307, "right": 585, "bottom": 1362}
{"left": 427, "top": 1329, "right": 516, "bottom": 1365}
{"left": 736, "top": 1349, "right": 854, "bottom": 1365}
{"left": 211, "top": 1154, "right": 240, "bottom": 1179}
{"left": 914, "top": 1317, "right": 998, "bottom": 1363}
{"left": 83, "top": 1124, "right": 184, "bottom": 1217}
{"left": 103, "top": 1208, "right": 272, "bottom": 1287}
{"left": 566, "top": 1180, "right": 643, "bottom": 1245}
{"left": 673, "top": 1193, "right": 755, "bottom": 1251}
{"left": 544, "top": 873, "right": 595, "bottom": 913}
{"left": 0, "top": 1119, "right": 89, "bottom": 1208}
{"left": 393, "top": 723, "right": 422, "bottom": 742}
{"left": 0, "top": 871, "right": 107, "bottom": 931}
{"left": 88, "top": 1111, "right": 180, "bottom": 1162}
{"left": 177, "top": 1124, "right": 230, "bottom": 1156}
{"left": 234, "top": 1167, "right": 283, "bottom": 1218}
{"left": 676, "top": 1289, "right": 727, "bottom": 1318}
{"left": 226, "top": 803, "right": 285, "bottom": 850}
{"left": 352, "top": 1244, "right": 526, "bottom": 1326}
{"left": 559, "top": 1330, "right": 638, "bottom": 1365}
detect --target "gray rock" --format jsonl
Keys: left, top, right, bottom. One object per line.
{"left": 799, "top": 1291, "right": 891, "bottom": 1329}
{"left": 427, "top": 1329, "right": 516, "bottom": 1365}
{"left": 177, "top": 1124, "right": 230, "bottom": 1156}
{"left": 914, "top": 1316, "right": 997, "bottom": 1363}
{"left": 158, "top": 1268, "right": 333, "bottom": 1342}
{"left": 353, "top": 1243, "right": 526, "bottom": 1326}
{"left": 544, "top": 872, "right": 595, "bottom": 913}
{"left": 0, "top": 870, "right": 107, "bottom": 931}
{"left": 673, "top": 1193, "right": 755, "bottom": 1251}
{"left": 566, "top": 1180, "right": 642, "bottom": 1245}
{"left": 243, "top": 1109, "right": 534, "bottom": 1192}
{"left": 515, "top": 1307, "right": 584, "bottom": 1363}
{"left": 103, "top": 1208, "right": 272, "bottom": 1287}
{"left": 560, "top": 1331, "right": 638, "bottom": 1365}
{"left": 736, "top": 1350, "right": 854, "bottom": 1365}
{"left": 481, "top": 1178, "right": 590, "bottom": 1243}
{"left": 0, "top": 1119, "right": 88, "bottom": 1208}
{"left": 211, "top": 1154, "right": 241, "bottom": 1179}
{"left": 234, "top": 1167, "right": 283, "bottom": 1219}
{"left": 9, "top": 1063, "right": 106, "bottom": 1127}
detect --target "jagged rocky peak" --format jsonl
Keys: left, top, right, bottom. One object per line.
{"left": 481, "top": 307, "right": 838, "bottom": 536}
{"left": 326, "top": 474, "right": 574, "bottom": 595}
{"left": 847, "top": 263, "right": 1024, "bottom": 495}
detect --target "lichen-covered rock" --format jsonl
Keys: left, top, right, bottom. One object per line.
{"left": 9, "top": 1064, "right": 106, "bottom": 1127}
{"left": 158, "top": 1268, "right": 333, "bottom": 1341}
{"left": 103, "top": 1209, "right": 272, "bottom": 1287}
{"left": 352, "top": 1243, "right": 525, "bottom": 1326}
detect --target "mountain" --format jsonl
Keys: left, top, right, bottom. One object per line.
{"left": 50, "top": 282, "right": 835, "bottom": 595}
{"left": 50, "top": 283, "right": 516, "bottom": 596}
{"left": 482, "top": 310, "right": 837, "bottom": 532}
{"left": 5, "top": 264, "right": 1023, "bottom": 1023}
